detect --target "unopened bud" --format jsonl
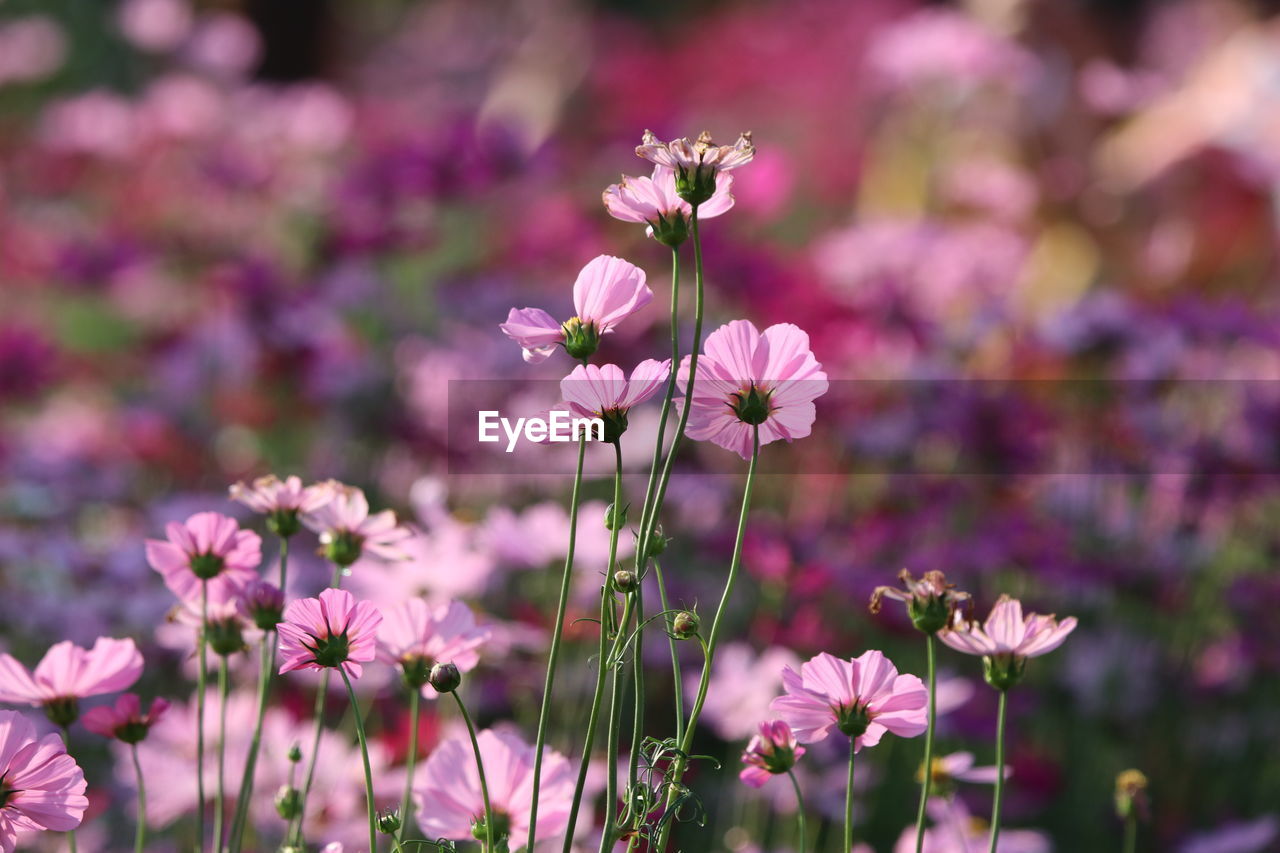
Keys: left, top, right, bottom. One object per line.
{"left": 613, "top": 570, "right": 636, "bottom": 592}
{"left": 429, "top": 661, "right": 462, "bottom": 694}
{"left": 206, "top": 618, "right": 246, "bottom": 657}
{"left": 287, "top": 743, "right": 303, "bottom": 763}
{"left": 604, "top": 502, "right": 628, "bottom": 531}
{"left": 377, "top": 808, "right": 402, "bottom": 835}
{"left": 275, "top": 785, "right": 302, "bottom": 820}
{"left": 561, "top": 317, "right": 600, "bottom": 361}
{"left": 672, "top": 611, "right": 699, "bottom": 640}
{"left": 646, "top": 524, "right": 668, "bottom": 556}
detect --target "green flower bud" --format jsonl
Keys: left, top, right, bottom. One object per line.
{"left": 275, "top": 785, "right": 302, "bottom": 820}
{"left": 429, "top": 662, "right": 462, "bottom": 694}
{"left": 561, "top": 317, "right": 600, "bottom": 361}
{"left": 377, "top": 808, "right": 402, "bottom": 835}
{"left": 672, "top": 611, "right": 699, "bottom": 640}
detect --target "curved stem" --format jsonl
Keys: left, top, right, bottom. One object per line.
{"left": 196, "top": 579, "right": 208, "bottom": 852}
{"left": 914, "top": 633, "right": 937, "bottom": 853}
{"left": 213, "top": 655, "right": 229, "bottom": 853}
{"left": 341, "top": 669, "right": 379, "bottom": 853}
{"left": 131, "top": 743, "right": 147, "bottom": 853}
{"left": 845, "top": 738, "right": 857, "bottom": 853}
{"left": 290, "top": 563, "right": 343, "bottom": 846}
{"left": 526, "top": 435, "right": 587, "bottom": 852}
{"left": 228, "top": 630, "right": 276, "bottom": 852}
{"left": 451, "top": 691, "right": 495, "bottom": 853}
{"left": 598, "top": 648, "right": 627, "bottom": 853}
{"left": 787, "top": 769, "right": 807, "bottom": 853}
{"left": 652, "top": 559, "right": 684, "bottom": 745}
{"left": 1123, "top": 812, "right": 1137, "bottom": 853}
{"left": 988, "top": 689, "right": 1009, "bottom": 853}
{"left": 398, "top": 687, "right": 422, "bottom": 844}
{"left": 57, "top": 727, "right": 78, "bottom": 853}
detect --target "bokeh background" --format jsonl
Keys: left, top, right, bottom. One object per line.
{"left": 2, "top": 0, "right": 1280, "bottom": 850}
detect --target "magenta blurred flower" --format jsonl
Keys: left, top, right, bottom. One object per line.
{"left": 415, "top": 728, "right": 572, "bottom": 848}
{"left": 679, "top": 320, "right": 828, "bottom": 459}
{"left": 560, "top": 358, "right": 670, "bottom": 443}
{"left": 278, "top": 588, "right": 382, "bottom": 679}
{"left": 0, "top": 638, "right": 143, "bottom": 727}
{"left": 500, "top": 255, "right": 652, "bottom": 364}
{"left": 301, "top": 482, "right": 413, "bottom": 567}
{"left": 739, "top": 720, "right": 806, "bottom": 788}
{"left": 238, "top": 579, "right": 285, "bottom": 630}
{"left": 377, "top": 599, "right": 491, "bottom": 697}
{"left": 770, "top": 650, "right": 927, "bottom": 751}
{"left": 81, "top": 693, "right": 170, "bottom": 743}
{"left": 894, "top": 796, "right": 1049, "bottom": 853}
{"left": 603, "top": 165, "right": 735, "bottom": 245}
{"left": 145, "top": 511, "right": 262, "bottom": 603}
{"left": 636, "top": 129, "right": 754, "bottom": 204}
{"left": 939, "top": 596, "right": 1077, "bottom": 690}
{"left": 230, "top": 474, "right": 331, "bottom": 538}
{"left": 0, "top": 710, "right": 88, "bottom": 853}
{"left": 0, "top": 17, "right": 65, "bottom": 87}
{"left": 116, "top": 0, "right": 192, "bottom": 53}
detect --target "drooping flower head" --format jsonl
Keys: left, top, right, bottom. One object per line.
{"left": 229, "top": 474, "right": 332, "bottom": 538}
{"left": 301, "top": 482, "right": 412, "bottom": 568}
{"left": 560, "top": 358, "right": 670, "bottom": 443}
{"left": 679, "top": 320, "right": 828, "bottom": 460}
{"left": 415, "top": 728, "right": 572, "bottom": 848}
{"left": 0, "top": 710, "right": 88, "bottom": 853}
{"left": 739, "top": 720, "right": 806, "bottom": 788}
{"left": 278, "top": 588, "right": 383, "bottom": 679}
{"left": 603, "top": 165, "right": 735, "bottom": 246}
{"left": 770, "top": 650, "right": 928, "bottom": 751}
{"left": 636, "top": 129, "right": 755, "bottom": 205}
{"left": 938, "top": 595, "right": 1077, "bottom": 690}
{"left": 871, "top": 569, "right": 971, "bottom": 634}
{"left": 377, "top": 599, "right": 491, "bottom": 697}
{"left": 145, "top": 511, "right": 262, "bottom": 603}
{"left": 500, "top": 255, "right": 652, "bottom": 364}
{"left": 81, "top": 693, "right": 170, "bottom": 744}
{"left": 0, "top": 638, "right": 143, "bottom": 727}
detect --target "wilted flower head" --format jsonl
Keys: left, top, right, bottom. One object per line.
{"left": 871, "top": 569, "right": 971, "bottom": 634}
{"left": 938, "top": 595, "right": 1077, "bottom": 690}
{"left": 679, "top": 320, "right": 828, "bottom": 460}
{"left": 81, "top": 693, "right": 170, "bottom": 744}
{"left": 770, "top": 650, "right": 927, "bottom": 751}
{"left": 301, "top": 482, "right": 412, "bottom": 567}
{"left": 278, "top": 588, "right": 383, "bottom": 679}
{"left": 0, "top": 638, "right": 144, "bottom": 727}
{"left": 377, "top": 599, "right": 490, "bottom": 696}
{"left": 603, "top": 165, "right": 735, "bottom": 246}
{"left": 636, "top": 129, "right": 754, "bottom": 205}
{"left": 560, "top": 359, "right": 670, "bottom": 443}
{"left": 500, "top": 255, "right": 652, "bottom": 363}
{"left": 739, "top": 720, "right": 806, "bottom": 788}
{"left": 0, "top": 710, "right": 88, "bottom": 853}
{"left": 230, "top": 475, "right": 331, "bottom": 538}
{"left": 145, "top": 511, "right": 262, "bottom": 603}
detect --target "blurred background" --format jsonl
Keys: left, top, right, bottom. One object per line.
{"left": 2, "top": 0, "right": 1280, "bottom": 850}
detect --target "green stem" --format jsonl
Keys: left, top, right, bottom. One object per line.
{"left": 1123, "top": 812, "right": 1137, "bottom": 853}
{"left": 398, "top": 687, "right": 422, "bottom": 844}
{"left": 598, "top": 647, "right": 627, "bottom": 853}
{"left": 131, "top": 743, "right": 147, "bottom": 853}
{"left": 291, "top": 563, "right": 343, "bottom": 846}
{"left": 787, "top": 769, "right": 807, "bottom": 853}
{"left": 845, "top": 738, "right": 856, "bottom": 853}
{"left": 58, "top": 727, "right": 78, "bottom": 853}
{"left": 988, "top": 689, "right": 1009, "bottom": 853}
{"left": 213, "top": 655, "right": 229, "bottom": 853}
{"left": 626, "top": 580, "right": 645, "bottom": 818}
{"left": 196, "top": 579, "right": 207, "bottom": 853}
{"left": 914, "top": 633, "right": 937, "bottom": 853}
{"left": 341, "top": 669, "right": 379, "bottom": 853}
{"left": 228, "top": 629, "right": 277, "bottom": 852}
{"left": 451, "top": 691, "right": 495, "bottom": 853}
{"left": 654, "top": 423, "right": 760, "bottom": 851}
{"left": 652, "top": 559, "right": 684, "bottom": 744}
{"left": 526, "top": 435, "right": 587, "bottom": 852}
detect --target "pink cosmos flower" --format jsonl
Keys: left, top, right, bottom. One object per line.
{"left": 278, "top": 589, "right": 383, "bottom": 680}
{"left": 0, "top": 710, "right": 88, "bottom": 853}
{"left": 229, "top": 474, "right": 332, "bottom": 537}
{"left": 636, "top": 130, "right": 755, "bottom": 204}
{"left": 0, "top": 638, "right": 144, "bottom": 726}
{"left": 81, "top": 694, "right": 170, "bottom": 743}
{"left": 377, "top": 599, "right": 491, "bottom": 698}
{"left": 938, "top": 596, "right": 1077, "bottom": 689}
{"left": 560, "top": 359, "right": 670, "bottom": 443}
{"left": 499, "top": 255, "right": 652, "bottom": 364}
{"left": 415, "top": 728, "right": 573, "bottom": 848}
{"left": 894, "top": 796, "right": 1049, "bottom": 853}
{"left": 145, "top": 511, "right": 263, "bottom": 603}
{"left": 301, "top": 482, "right": 413, "bottom": 567}
{"left": 739, "top": 720, "right": 806, "bottom": 788}
{"left": 769, "top": 650, "right": 928, "bottom": 751}
{"left": 603, "top": 166, "right": 735, "bottom": 245}
{"left": 922, "top": 751, "right": 1007, "bottom": 790}
{"left": 679, "top": 320, "right": 828, "bottom": 460}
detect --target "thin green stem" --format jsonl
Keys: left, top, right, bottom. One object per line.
{"left": 652, "top": 559, "right": 684, "bottom": 744}
{"left": 228, "top": 629, "right": 277, "bottom": 851}
{"left": 451, "top": 691, "right": 495, "bottom": 853}
{"left": 787, "top": 769, "right": 807, "bottom": 853}
{"left": 626, "top": 581, "right": 645, "bottom": 816}
{"left": 914, "top": 633, "right": 937, "bottom": 853}
{"left": 131, "top": 743, "right": 147, "bottom": 853}
{"left": 598, "top": 646, "right": 626, "bottom": 853}
{"left": 58, "top": 727, "right": 78, "bottom": 853}
{"left": 526, "top": 435, "right": 587, "bottom": 852}
{"left": 398, "top": 687, "right": 422, "bottom": 844}
{"left": 196, "top": 579, "right": 207, "bottom": 853}
{"left": 1123, "top": 812, "right": 1137, "bottom": 853}
{"left": 291, "top": 563, "right": 343, "bottom": 846}
{"left": 988, "top": 689, "right": 1009, "bottom": 853}
{"left": 655, "top": 423, "right": 759, "bottom": 851}
{"left": 845, "top": 738, "right": 857, "bottom": 853}
{"left": 213, "top": 655, "right": 229, "bottom": 853}
{"left": 341, "top": 669, "right": 379, "bottom": 853}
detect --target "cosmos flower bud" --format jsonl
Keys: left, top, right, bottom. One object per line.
{"left": 1115, "top": 769, "right": 1149, "bottom": 820}
{"left": 377, "top": 807, "right": 402, "bottom": 835}
{"left": 870, "top": 569, "right": 970, "bottom": 635}
{"left": 322, "top": 529, "right": 364, "bottom": 568}
{"left": 471, "top": 811, "right": 512, "bottom": 844}
{"left": 646, "top": 524, "right": 668, "bottom": 556}
{"left": 672, "top": 611, "right": 699, "bottom": 639}
{"left": 604, "top": 502, "right": 628, "bottom": 531}
{"left": 613, "top": 570, "right": 636, "bottom": 591}
{"left": 206, "top": 616, "right": 247, "bottom": 657}
{"left": 240, "top": 580, "right": 285, "bottom": 630}
{"left": 288, "top": 743, "right": 303, "bottom": 763}
{"left": 740, "top": 720, "right": 806, "bottom": 787}
{"left": 560, "top": 316, "right": 600, "bottom": 361}
{"left": 275, "top": 785, "right": 302, "bottom": 820}
{"left": 429, "top": 661, "right": 462, "bottom": 694}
